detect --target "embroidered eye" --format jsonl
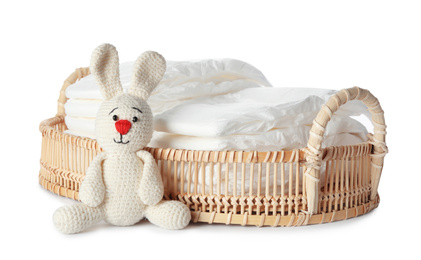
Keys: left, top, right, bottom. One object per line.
{"left": 132, "top": 117, "right": 138, "bottom": 122}
{"left": 112, "top": 115, "right": 119, "bottom": 121}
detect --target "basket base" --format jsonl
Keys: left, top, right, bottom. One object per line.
{"left": 39, "top": 169, "right": 379, "bottom": 227}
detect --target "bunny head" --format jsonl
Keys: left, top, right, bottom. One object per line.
{"left": 90, "top": 44, "right": 166, "bottom": 153}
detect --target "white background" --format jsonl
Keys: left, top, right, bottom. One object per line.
{"left": 1, "top": 0, "right": 419, "bottom": 259}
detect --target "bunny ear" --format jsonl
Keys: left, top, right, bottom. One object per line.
{"left": 128, "top": 51, "right": 166, "bottom": 100}
{"left": 90, "top": 43, "right": 123, "bottom": 100}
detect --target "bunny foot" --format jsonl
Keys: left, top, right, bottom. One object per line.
{"left": 145, "top": 200, "right": 191, "bottom": 230}
{"left": 53, "top": 204, "right": 105, "bottom": 234}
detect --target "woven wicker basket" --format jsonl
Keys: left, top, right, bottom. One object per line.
{"left": 39, "top": 67, "right": 387, "bottom": 227}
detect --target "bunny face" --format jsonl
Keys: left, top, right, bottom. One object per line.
{"left": 90, "top": 43, "right": 166, "bottom": 153}
{"left": 96, "top": 94, "right": 153, "bottom": 153}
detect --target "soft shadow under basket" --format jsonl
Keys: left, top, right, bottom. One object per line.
{"left": 39, "top": 67, "right": 388, "bottom": 227}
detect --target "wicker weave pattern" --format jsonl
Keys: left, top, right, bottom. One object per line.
{"left": 39, "top": 67, "right": 385, "bottom": 226}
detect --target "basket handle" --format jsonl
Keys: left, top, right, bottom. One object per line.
{"left": 305, "top": 86, "right": 387, "bottom": 215}
{"left": 56, "top": 67, "right": 90, "bottom": 116}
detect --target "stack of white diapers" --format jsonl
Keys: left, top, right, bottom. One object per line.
{"left": 65, "top": 59, "right": 370, "bottom": 151}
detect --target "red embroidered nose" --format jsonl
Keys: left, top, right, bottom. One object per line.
{"left": 115, "top": 120, "right": 132, "bottom": 135}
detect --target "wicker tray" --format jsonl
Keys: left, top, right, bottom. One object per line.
{"left": 39, "top": 68, "right": 387, "bottom": 226}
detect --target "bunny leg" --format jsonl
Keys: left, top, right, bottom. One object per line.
{"left": 145, "top": 200, "right": 191, "bottom": 230}
{"left": 53, "top": 204, "right": 105, "bottom": 234}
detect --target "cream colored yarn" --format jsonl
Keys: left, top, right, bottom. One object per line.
{"left": 53, "top": 43, "right": 191, "bottom": 234}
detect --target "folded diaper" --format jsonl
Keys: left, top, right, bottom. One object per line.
{"left": 153, "top": 87, "right": 369, "bottom": 137}
{"left": 64, "top": 99, "right": 102, "bottom": 118}
{"left": 150, "top": 116, "right": 368, "bottom": 151}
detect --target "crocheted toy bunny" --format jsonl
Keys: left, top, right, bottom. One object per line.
{"left": 53, "top": 44, "right": 191, "bottom": 234}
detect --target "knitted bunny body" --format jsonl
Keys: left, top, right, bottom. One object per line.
{"left": 101, "top": 153, "right": 145, "bottom": 225}
{"left": 53, "top": 44, "right": 191, "bottom": 234}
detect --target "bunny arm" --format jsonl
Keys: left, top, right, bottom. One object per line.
{"left": 136, "top": 150, "right": 164, "bottom": 206}
{"left": 79, "top": 152, "right": 107, "bottom": 207}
